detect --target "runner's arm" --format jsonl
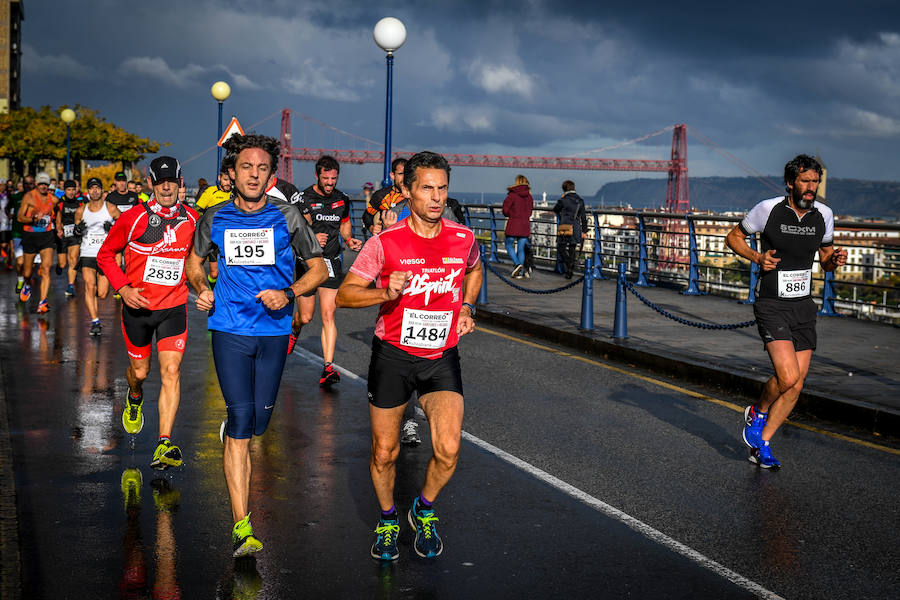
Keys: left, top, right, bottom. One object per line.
{"left": 725, "top": 225, "right": 780, "bottom": 270}
{"left": 107, "top": 203, "right": 121, "bottom": 220}
{"left": 16, "top": 196, "right": 33, "bottom": 223}
{"left": 336, "top": 270, "right": 408, "bottom": 308}
{"left": 818, "top": 245, "right": 847, "bottom": 272}
{"left": 55, "top": 207, "right": 63, "bottom": 237}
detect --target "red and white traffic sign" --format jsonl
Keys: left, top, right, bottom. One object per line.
{"left": 217, "top": 117, "right": 245, "bottom": 146}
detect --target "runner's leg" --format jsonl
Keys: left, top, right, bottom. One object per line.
{"left": 370, "top": 403, "right": 406, "bottom": 511}
{"left": 83, "top": 268, "right": 99, "bottom": 320}
{"left": 66, "top": 245, "right": 79, "bottom": 285}
{"left": 418, "top": 391, "right": 464, "bottom": 502}
{"left": 156, "top": 351, "right": 183, "bottom": 439}
{"left": 761, "top": 344, "right": 812, "bottom": 441}
{"left": 37, "top": 246, "right": 54, "bottom": 301}
{"left": 318, "top": 287, "right": 338, "bottom": 364}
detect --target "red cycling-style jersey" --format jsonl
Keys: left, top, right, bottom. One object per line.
{"left": 97, "top": 199, "right": 198, "bottom": 310}
{"left": 350, "top": 219, "right": 479, "bottom": 359}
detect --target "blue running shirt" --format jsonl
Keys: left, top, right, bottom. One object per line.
{"left": 193, "top": 199, "right": 321, "bottom": 335}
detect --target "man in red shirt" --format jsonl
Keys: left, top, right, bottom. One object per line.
{"left": 17, "top": 172, "right": 59, "bottom": 312}
{"left": 97, "top": 156, "right": 198, "bottom": 470}
{"left": 337, "top": 151, "right": 482, "bottom": 561}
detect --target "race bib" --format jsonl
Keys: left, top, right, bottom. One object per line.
{"left": 778, "top": 269, "right": 811, "bottom": 299}
{"left": 400, "top": 308, "right": 452, "bottom": 349}
{"left": 224, "top": 228, "right": 275, "bottom": 266}
{"left": 63, "top": 224, "right": 75, "bottom": 237}
{"left": 142, "top": 256, "right": 184, "bottom": 286}
{"left": 84, "top": 229, "right": 105, "bottom": 249}
{"left": 324, "top": 257, "right": 335, "bottom": 278}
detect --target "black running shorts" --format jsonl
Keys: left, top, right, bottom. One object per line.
{"left": 366, "top": 336, "right": 463, "bottom": 409}
{"left": 753, "top": 297, "right": 817, "bottom": 352}
{"left": 121, "top": 304, "right": 188, "bottom": 360}
{"left": 296, "top": 256, "right": 343, "bottom": 296}
{"left": 21, "top": 231, "right": 56, "bottom": 254}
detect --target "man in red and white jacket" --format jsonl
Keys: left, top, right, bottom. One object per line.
{"left": 98, "top": 156, "right": 198, "bottom": 471}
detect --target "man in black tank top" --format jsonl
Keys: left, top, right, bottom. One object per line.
{"left": 726, "top": 154, "right": 847, "bottom": 468}
{"left": 55, "top": 180, "right": 83, "bottom": 297}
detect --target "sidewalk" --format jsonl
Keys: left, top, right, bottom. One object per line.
{"left": 474, "top": 261, "right": 900, "bottom": 437}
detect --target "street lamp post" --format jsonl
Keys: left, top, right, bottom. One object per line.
{"left": 60, "top": 108, "right": 76, "bottom": 180}
{"left": 373, "top": 17, "right": 406, "bottom": 189}
{"left": 211, "top": 81, "right": 231, "bottom": 176}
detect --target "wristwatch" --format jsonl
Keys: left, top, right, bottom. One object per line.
{"left": 461, "top": 302, "right": 476, "bottom": 317}
{"left": 283, "top": 287, "right": 296, "bottom": 303}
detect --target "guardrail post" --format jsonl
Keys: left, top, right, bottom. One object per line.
{"left": 635, "top": 213, "right": 652, "bottom": 287}
{"left": 579, "top": 257, "right": 595, "bottom": 331}
{"left": 488, "top": 207, "right": 501, "bottom": 263}
{"left": 681, "top": 214, "right": 705, "bottom": 295}
{"left": 463, "top": 205, "right": 472, "bottom": 228}
{"left": 478, "top": 244, "right": 489, "bottom": 304}
{"left": 591, "top": 211, "right": 607, "bottom": 280}
{"left": 818, "top": 270, "right": 840, "bottom": 317}
{"left": 739, "top": 234, "right": 759, "bottom": 305}
{"left": 613, "top": 263, "right": 628, "bottom": 339}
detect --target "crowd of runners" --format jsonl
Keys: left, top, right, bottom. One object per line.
{"left": 2, "top": 145, "right": 844, "bottom": 562}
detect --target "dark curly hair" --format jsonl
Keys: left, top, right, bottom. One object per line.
{"left": 222, "top": 133, "right": 281, "bottom": 173}
{"left": 783, "top": 154, "right": 821, "bottom": 188}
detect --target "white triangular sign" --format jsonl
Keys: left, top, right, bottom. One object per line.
{"left": 217, "top": 117, "right": 245, "bottom": 146}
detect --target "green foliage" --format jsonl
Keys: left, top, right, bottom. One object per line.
{"left": 0, "top": 105, "right": 161, "bottom": 164}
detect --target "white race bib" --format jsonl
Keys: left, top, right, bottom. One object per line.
{"left": 324, "top": 257, "right": 335, "bottom": 278}
{"left": 400, "top": 308, "right": 452, "bottom": 349}
{"left": 778, "top": 269, "right": 811, "bottom": 299}
{"left": 224, "top": 228, "right": 275, "bottom": 266}
{"left": 84, "top": 230, "right": 105, "bottom": 249}
{"left": 63, "top": 224, "right": 75, "bottom": 237}
{"left": 142, "top": 256, "right": 184, "bottom": 286}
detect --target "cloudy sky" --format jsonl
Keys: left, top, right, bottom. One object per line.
{"left": 20, "top": 0, "right": 900, "bottom": 199}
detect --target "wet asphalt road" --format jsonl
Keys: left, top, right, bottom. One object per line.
{"left": 2, "top": 272, "right": 899, "bottom": 599}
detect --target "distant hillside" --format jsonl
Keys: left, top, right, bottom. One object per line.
{"left": 592, "top": 177, "right": 900, "bottom": 218}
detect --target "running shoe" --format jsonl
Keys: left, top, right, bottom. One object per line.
{"left": 319, "top": 363, "right": 340, "bottom": 387}
{"left": 18, "top": 282, "right": 30, "bottom": 302}
{"left": 15, "top": 280, "right": 23, "bottom": 294}
{"left": 150, "top": 439, "right": 183, "bottom": 470}
{"left": 121, "top": 468, "right": 142, "bottom": 512}
{"left": 55, "top": 264, "right": 63, "bottom": 276}
{"left": 65, "top": 283, "right": 75, "bottom": 297}
{"left": 36, "top": 299, "right": 49, "bottom": 314}
{"left": 287, "top": 333, "right": 298, "bottom": 355}
{"left": 90, "top": 320, "right": 102, "bottom": 336}
{"left": 232, "top": 514, "right": 263, "bottom": 558}
{"left": 400, "top": 419, "right": 421, "bottom": 446}
{"left": 151, "top": 478, "right": 180, "bottom": 512}
{"left": 408, "top": 497, "right": 443, "bottom": 558}
{"left": 523, "top": 268, "right": 532, "bottom": 279}
{"left": 742, "top": 405, "right": 767, "bottom": 449}
{"left": 749, "top": 441, "right": 781, "bottom": 469}
{"left": 114, "top": 293, "right": 121, "bottom": 300}
{"left": 511, "top": 264, "right": 523, "bottom": 278}
{"left": 122, "top": 392, "right": 144, "bottom": 434}
{"left": 371, "top": 515, "right": 400, "bottom": 561}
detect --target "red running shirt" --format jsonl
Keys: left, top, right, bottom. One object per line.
{"left": 350, "top": 219, "right": 479, "bottom": 359}
{"left": 97, "top": 200, "right": 198, "bottom": 310}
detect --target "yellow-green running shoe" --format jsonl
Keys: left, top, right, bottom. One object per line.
{"left": 232, "top": 514, "right": 263, "bottom": 558}
{"left": 122, "top": 392, "right": 144, "bottom": 434}
{"left": 150, "top": 439, "right": 183, "bottom": 470}
{"left": 121, "top": 468, "right": 142, "bottom": 512}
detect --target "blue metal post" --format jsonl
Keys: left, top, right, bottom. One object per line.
{"left": 579, "top": 257, "right": 595, "bottom": 331}
{"left": 591, "top": 212, "right": 607, "bottom": 279}
{"left": 613, "top": 263, "right": 628, "bottom": 339}
{"left": 739, "top": 234, "right": 759, "bottom": 304}
{"left": 216, "top": 101, "right": 224, "bottom": 176}
{"left": 635, "top": 213, "right": 652, "bottom": 287}
{"left": 65, "top": 125, "right": 71, "bottom": 180}
{"left": 818, "top": 270, "right": 840, "bottom": 316}
{"left": 382, "top": 53, "right": 394, "bottom": 188}
{"left": 463, "top": 205, "right": 471, "bottom": 228}
{"left": 477, "top": 244, "right": 488, "bottom": 304}
{"left": 681, "top": 214, "right": 705, "bottom": 295}
{"left": 488, "top": 207, "right": 501, "bottom": 262}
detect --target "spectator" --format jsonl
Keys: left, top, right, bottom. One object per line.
{"left": 502, "top": 174, "right": 534, "bottom": 278}
{"left": 362, "top": 181, "right": 374, "bottom": 204}
{"left": 195, "top": 178, "right": 209, "bottom": 202}
{"left": 553, "top": 180, "right": 587, "bottom": 279}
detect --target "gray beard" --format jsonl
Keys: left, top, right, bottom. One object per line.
{"left": 796, "top": 197, "right": 814, "bottom": 210}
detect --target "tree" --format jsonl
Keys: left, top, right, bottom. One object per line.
{"left": 0, "top": 105, "right": 161, "bottom": 175}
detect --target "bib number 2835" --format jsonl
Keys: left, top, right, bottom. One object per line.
{"left": 224, "top": 228, "right": 275, "bottom": 266}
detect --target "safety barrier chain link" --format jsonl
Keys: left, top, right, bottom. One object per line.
{"left": 482, "top": 257, "right": 585, "bottom": 294}
{"left": 624, "top": 282, "right": 757, "bottom": 330}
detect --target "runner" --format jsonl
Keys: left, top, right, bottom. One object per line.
{"left": 362, "top": 157, "right": 406, "bottom": 235}
{"left": 56, "top": 179, "right": 84, "bottom": 297}
{"left": 17, "top": 172, "right": 59, "bottom": 312}
{"left": 97, "top": 156, "right": 198, "bottom": 471}
{"left": 195, "top": 159, "right": 235, "bottom": 288}
{"left": 0, "top": 179, "right": 12, "bottom": 270}
{"left": 725, "top": 154, "right": 847, "bottom": 469}
{"left": 289, "top": 155, "right": 362, "bottom": 387}
{"left": 135, "top": 180, "right": 150, "bottom": 204}
{"left": 106, "top": 171, "right": 141, "bottom": 211}
{"left": 185, "top": 133, "right": 326, "bottom": 558}
{"left": 8, "top": 175, "right": 34, "bottom": 294}
{"left": 336, "top": 150, "right": 482, "bottom": 560}
{"left": 74, "top": 178, "right": 120, "bottom": 335}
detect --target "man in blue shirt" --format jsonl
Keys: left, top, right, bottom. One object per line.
{"left": 186, "top": 133, "right": 326, "bottom": 558}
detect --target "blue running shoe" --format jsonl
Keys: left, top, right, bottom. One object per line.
{"left": 370, "top": 516, "right": 400, "bottom": 561}
{"left": 408, "top": 497, "right": 442, "bottom": 558}
{"left": 749, "top": 441, "right": 781, "bottom": 469}
{"left": 742, "top": 405, "right": 767, "bottom": 449}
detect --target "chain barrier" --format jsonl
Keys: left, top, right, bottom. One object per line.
{"left": 624, "top": 281, "right": 756, "bottom": 330}
{"left": 482, "top": 257, "right": 585, "bottom": 294}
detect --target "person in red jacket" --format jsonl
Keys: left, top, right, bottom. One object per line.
{"left": 502, "top": 174, "right": 534, "bottom": 278}
{"left": 97, "top": 156, "right": 198, "bottom": 471}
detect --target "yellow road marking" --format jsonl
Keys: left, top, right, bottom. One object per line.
{"left": 475, "top": 324, "right": 900, "bottom": 457}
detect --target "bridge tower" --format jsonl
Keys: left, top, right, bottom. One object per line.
{"left": 665, "top": 124, "right": 689, "bottom": 212}
{"left": 280, "top": 109, "right": 293, "bottom": 183}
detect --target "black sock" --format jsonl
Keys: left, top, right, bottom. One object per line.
{"left": 381, "top": 506, "right": 398, "bottom": 520}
